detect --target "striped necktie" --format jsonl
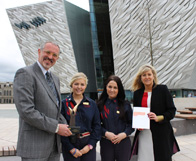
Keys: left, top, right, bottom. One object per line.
{"left": 45, "top": 71, "right": 59, "bottom": 105}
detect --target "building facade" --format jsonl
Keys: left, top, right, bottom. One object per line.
{"left": 0, "top": 82, "right": 14, "bottom": 104}
{"left": 6, "top": 0, "right": 196, "bottom": 99}
{"left": 6, "top": 0, "right": 97, "bottom": 99}
{"left": 107, "top": 0, "right": 196, "bottom": 97}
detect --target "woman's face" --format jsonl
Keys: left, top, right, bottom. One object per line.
{"left": 141, "top": 69, "right": 154, "bottom": 87}
{"left": 106, "top": 80, "right": 118, "bottom": 99}
{"left": 71, "top": 78, "right": 87, "bottom": 96}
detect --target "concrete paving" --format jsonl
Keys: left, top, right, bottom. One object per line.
{"left": 0, "top": 104, "right": 196, "bottom": 161}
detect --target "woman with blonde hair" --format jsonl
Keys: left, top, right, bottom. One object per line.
{"left": 131, "top": 64, "right": 179, "bottom": 161}
{"left": 61, "top": 72, "right": 101, "bottom": 161}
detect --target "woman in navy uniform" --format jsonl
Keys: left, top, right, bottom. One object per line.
{"left": 97, "top": 75, "right": 134, "bottom": 161}
{"left": 131, "top": 64, "right": 180, "bottom": 161}
{"left": 61, "top": 72, "right": 101, "bottom": 161}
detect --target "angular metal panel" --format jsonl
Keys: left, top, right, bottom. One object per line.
{"left": 6, "top": 0, "right": 78, "bottom": 93}
{"left": 108, "top": 0, "right": 196, "bottom": 90}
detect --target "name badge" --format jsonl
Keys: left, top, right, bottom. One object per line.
{"left": 83, "top": 102, "right": 89, "bottom": 105}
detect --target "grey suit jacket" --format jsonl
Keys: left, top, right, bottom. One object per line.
{"left": 13, "top": 62, "right": 67, "bottom": 158}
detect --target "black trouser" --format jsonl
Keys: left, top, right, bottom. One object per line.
{"left": 100, "top": 137, "right": 131, "bottom": 161}
{"left": 62, "top": 136, "right": 96, "bottom": 161}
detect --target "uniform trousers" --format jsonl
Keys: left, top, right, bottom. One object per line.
{"left": 100, "top": 137, "right": 131, "bottom": 161}
{"left": 62, "top": 135, "right": 96, "bottom": 161}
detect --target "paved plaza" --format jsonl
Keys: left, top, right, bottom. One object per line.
{"left": 0, "top": 104, "right": 196, "bottom": 161}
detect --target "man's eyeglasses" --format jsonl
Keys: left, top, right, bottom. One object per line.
{"left": 43, "top": 50, "right": 59, "bottom": 58}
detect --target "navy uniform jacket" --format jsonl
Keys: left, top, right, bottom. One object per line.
{"left": 100, "top": 98, "right": 134, "bottom": 136}
{"left": 61, "top": 94, "right": 101, "bottom": 151}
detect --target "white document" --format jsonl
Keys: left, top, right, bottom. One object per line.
{"left": 132, "top": 107, "right": 150, "bottom": 129}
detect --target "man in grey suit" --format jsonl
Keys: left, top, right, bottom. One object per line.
{"left": 13, "top": 41, "right": 72, "bottom": 161}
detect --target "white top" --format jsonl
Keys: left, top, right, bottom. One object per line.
{"left": 147, "top": 92, "right": 152, "bottom": 108}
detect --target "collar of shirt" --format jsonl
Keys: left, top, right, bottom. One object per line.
{"left": 106, "top": 98, "right": 117, "bottom": 105}
{"left": 66, "top": 93, "right": 90, "bottom": 104}
{"left": 37, "top": 60, "right": 50, "bottom": 77}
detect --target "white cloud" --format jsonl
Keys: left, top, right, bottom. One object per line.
{"left": 0, "top": 0, "right": 89, "bottom": 82}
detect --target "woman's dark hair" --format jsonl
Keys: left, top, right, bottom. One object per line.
{"left": 97, "top": 75, "right": 126, "bottom": 120}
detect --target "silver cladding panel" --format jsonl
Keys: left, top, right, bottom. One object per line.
{"left": 6, "top": 0, "right": 78, "bottom": 93}
{"left": 108, "top": 0, "right": 196, "bottom": 90}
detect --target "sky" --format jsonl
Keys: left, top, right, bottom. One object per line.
{"left": 0, "top": 0, "right": 89, "bottom": 82}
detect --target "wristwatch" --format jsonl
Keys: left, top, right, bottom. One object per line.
{"left": 88, "top": 144, "right": 93, "bottom": 150}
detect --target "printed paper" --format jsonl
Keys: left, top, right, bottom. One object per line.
{"left": 132, "top": 107, "right": 150, "bottom": 129}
